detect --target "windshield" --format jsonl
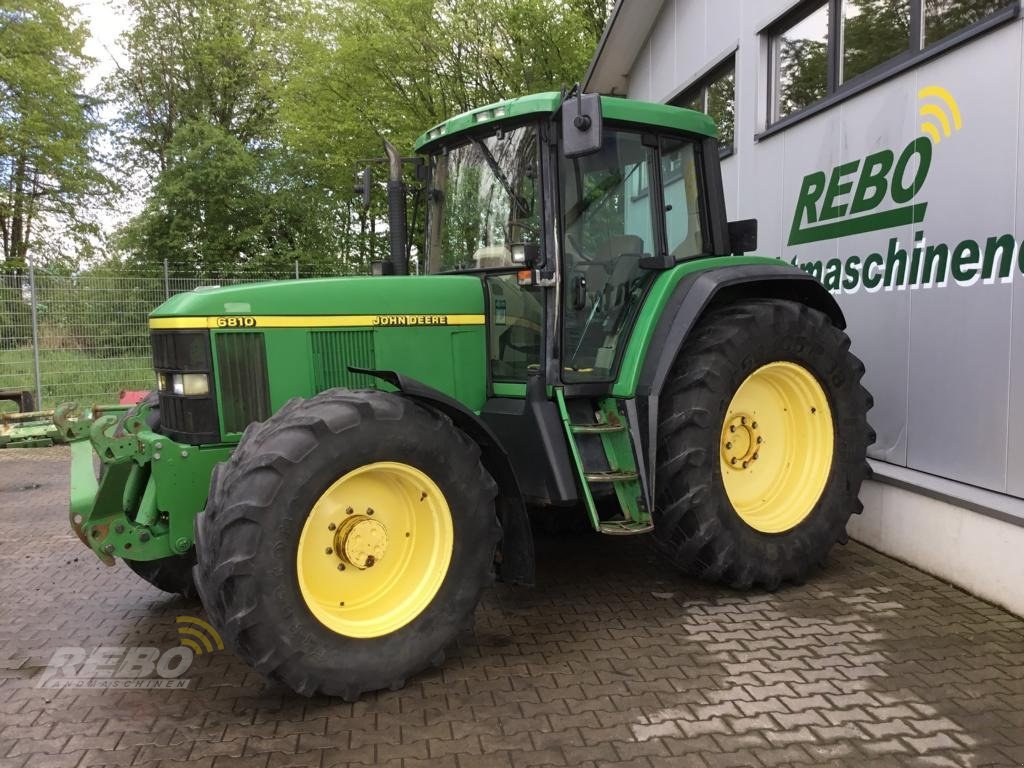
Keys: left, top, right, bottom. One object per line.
{"left": 425, "top": 124, "right": 540, "bottom": 273}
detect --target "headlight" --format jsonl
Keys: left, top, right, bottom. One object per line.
{"left": 170, "top": 373, "right": 209, "bottom": 396}
{"left": 181, "top": 373, "right": 209, "bottom": 396}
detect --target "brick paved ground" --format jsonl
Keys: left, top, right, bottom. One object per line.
{"left": 1, "top": 447, "right": 1023, "bottom": 768}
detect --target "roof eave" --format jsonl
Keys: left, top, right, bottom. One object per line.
{"left": 584, "top": 0, "right": 667, "bottom": 95}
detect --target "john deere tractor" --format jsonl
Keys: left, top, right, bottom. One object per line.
{"left": 66, "top": 91, "right": 872, "bottom": 699}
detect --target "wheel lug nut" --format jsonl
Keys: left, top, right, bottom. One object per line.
{"left": 726, "top": 442, "right": 732, "bottom": 449}
{"left": 325, "top": 547, "right": 333, "bottom": 555}
{"left": 753, "top": 453, "right": 759, "bottom": 460}
{"left": 346, "top": 507, "right": 354, "bottom": 515}
{"left": 742, "top": 461, "right": 749, "bottom": 468}
{"left": 757, "top": 437, "right": 763, "bottom": 444}
{"left": 731, "top": 458, "right": 737, "bottom": 465}
{"left": 752, "top": 421, "right": 758, "bottom": 429}
{"left": 366, "top": 508, "right": 375, "bottom": 516}
{"left": 328, "top": 523, "right": 336, "bottom": 531}
{"left": 741, "top": 417, "right": 746, "bottom": 425}
{"left": 337, "top": 563, "right": 345, "bottom": 571}
{"left": 729, "top": 425, "right": 736, "bottom": 433}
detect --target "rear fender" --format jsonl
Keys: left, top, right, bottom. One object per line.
{"left": 634, "top": 262, "right": 844, "bottom": 496}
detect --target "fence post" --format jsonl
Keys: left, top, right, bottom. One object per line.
{"left": 294, "top": 260, "right": 299, "bottom": 279}
{"left": 163, "top": 258, "right": 170, "bottom": 298}
{"left": 28, "top": 257, "right": 42, "bottom": 409}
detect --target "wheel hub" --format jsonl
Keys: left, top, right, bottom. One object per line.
{"left": 718, "top": 362, "right": 834, "bottom": 534}
{"left": 296, "top": 461, "right": 454, "bottom": 638}
{"left": 334, "top": 516, "right": 388, "bottom": 569}
{"left": 721, "top": 414, "right": 761, "bottom": 469}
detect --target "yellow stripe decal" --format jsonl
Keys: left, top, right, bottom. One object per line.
{"left": 149, "top": 314, "right": 486, "bottom": 330}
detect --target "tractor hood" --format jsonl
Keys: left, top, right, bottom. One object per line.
{"left": 150, "top": 275, "right": 485, "bottom": 324}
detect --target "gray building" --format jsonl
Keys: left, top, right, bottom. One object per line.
{"left": 587, "top": 0, "right": 1024, "bottom": 614}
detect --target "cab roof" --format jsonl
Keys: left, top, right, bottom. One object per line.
{"left": 413, "top": 91, "right": 717, "bottom": 152}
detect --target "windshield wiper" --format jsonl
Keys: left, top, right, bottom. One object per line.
{"left": 471, "top": 137, "right": 532, "bottom": 218}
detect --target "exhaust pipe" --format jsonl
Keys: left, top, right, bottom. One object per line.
{"left": 383, "top": 140, "right": 408, "bottom": 276}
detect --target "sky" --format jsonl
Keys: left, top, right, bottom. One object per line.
{"left": 70, "top": 0, "right": 129, "bottom": 90}
{"left": 68, "top": 0, "right": 141, "bottom": 235}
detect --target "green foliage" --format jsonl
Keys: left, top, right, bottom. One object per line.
{"left": 0, "top": 0, "right": 109, "bottom": 272}
{"left": 110, "top": 0, "right": 613, "bottom": 275}
{"left": 0, "top": 345, "right": 153, "bottom": 409}
{"left": 108, "top": 0, "right": 290, "bottom": 174}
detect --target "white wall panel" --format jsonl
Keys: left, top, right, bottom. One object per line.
{"left": 618, "top": 3, "right": 1023, "bottom": 496}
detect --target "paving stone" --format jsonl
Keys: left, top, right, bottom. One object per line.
{"left": 2, "top": 448, "right": 1024, "bottom": 768}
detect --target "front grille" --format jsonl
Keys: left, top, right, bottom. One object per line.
{"left": 159, "top": 395, "right": 219, "bottom": 441}
{"left": 152, "top": 331, "right": 211, "bottom": 370}
{"left": 216, "top": 333, "right": 271, "bottom": 433}
{"left": 311, "top": 330, "right": 376, "bottom": 392}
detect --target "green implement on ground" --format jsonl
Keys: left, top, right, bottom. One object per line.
{"left": 66, "top": 90, "right": 873, "bottom": 699}
{"left": 1, "top": 403, "right": 130, "bottom": 449}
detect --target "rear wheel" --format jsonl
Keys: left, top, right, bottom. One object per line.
{"left": 193, "top": 389, "right": 500, "bottom": 698}
{"left": 653, "top": 299, "right": 873, "bottom": 589}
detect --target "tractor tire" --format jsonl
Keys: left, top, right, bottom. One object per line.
{"left": 653, "top": 299, "right": 873, "bottom": 590}
{"left": 126, "top": 553, "right": 198, "bottom": 599}
{"left": 193, "top": 389, "right": 500, "bottom": 699}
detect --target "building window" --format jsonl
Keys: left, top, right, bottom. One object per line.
{"left": 768, "top": 0, "right": 1016, "bottom": 125}
{"left": 924, "top": 0, "right": 1011, "bottom": 45}
{"left": 774, "top": 4, "right": 829, "bottom": 120}
{"left": 672, "top": 56, "right": 736, "bottom": 154}
{"left": 841, "top": 0, "right": 912, "bottom": 83}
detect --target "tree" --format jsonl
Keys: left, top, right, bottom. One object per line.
{"left": 107, "top": 0, "right": 290, "bottom": 175}
{"left": 114, "top": 120, "right": 357, "bottom": 276}
{"left": 279, "top": 0, "right": 611, "bottom": 270}
{"left": 111, "top": 0, "right": 613, "bottom": 275}
{"left": 0, "top": 0, "right": 107, "bottom": 272}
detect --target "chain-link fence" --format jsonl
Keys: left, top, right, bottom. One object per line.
{"left": 0, "top": 262, "right": 357, "bottom": 411}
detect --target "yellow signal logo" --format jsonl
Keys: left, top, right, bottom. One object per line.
{"left": 176, "top": 616, "right": 224, "bottom": 655}
{"left": 918, "top": 86, "right": 962, "bottom": 144}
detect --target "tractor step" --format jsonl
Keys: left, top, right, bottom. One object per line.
{"left": 556, "top": 389, "right": 652, "bottom": 535}
{"left": 584, "top": 470, "right": 639, "bottom": 483}
{"left": 570, "top": 422, "right": 625, "bottom": 435}
{"left": 598, "top": 520, "right": 655, "bottom": 535}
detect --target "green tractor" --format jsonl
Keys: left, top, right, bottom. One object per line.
{"left": 67, "top": 91, "right": 872, "bottom": 699}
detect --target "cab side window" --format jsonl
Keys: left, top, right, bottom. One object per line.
{"left": 560, "top": 131, "right": 658, "bottom": 381}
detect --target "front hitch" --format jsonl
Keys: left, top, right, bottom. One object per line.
{"left": 65, "top": 398, "right": 232, "bottom": 566}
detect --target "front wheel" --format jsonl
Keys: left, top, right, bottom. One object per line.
{"left": 126, "top": 552, "right": 198, "bottom": 599}
{"left": 193, "top": 389, "right": 500, "bottom": 699}
{"left": 653, "top": 299, "right": 873, "bottom": 589}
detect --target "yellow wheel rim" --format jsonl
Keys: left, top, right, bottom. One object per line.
{"left": 719, "top": 362, "right": 834, "bottom": 534}
{"left": 296, "top": 461, "right": 454, "bottom": 638}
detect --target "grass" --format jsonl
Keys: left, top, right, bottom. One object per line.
{"left": 0, "top": 346, "right": 154, "bottom": 411}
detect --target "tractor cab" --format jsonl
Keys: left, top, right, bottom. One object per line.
{"left": 417, "top": 91, "right": 733, "bottom": 388}
{"left": 412, "top": 92, "right": 748, "bottom": 532}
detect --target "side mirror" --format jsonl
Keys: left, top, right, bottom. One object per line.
{"left": 728, "top": 219, "right": 758, "bottom": 254}
{"left": 561, "top": 90, "right": 603, "bottom": 159}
